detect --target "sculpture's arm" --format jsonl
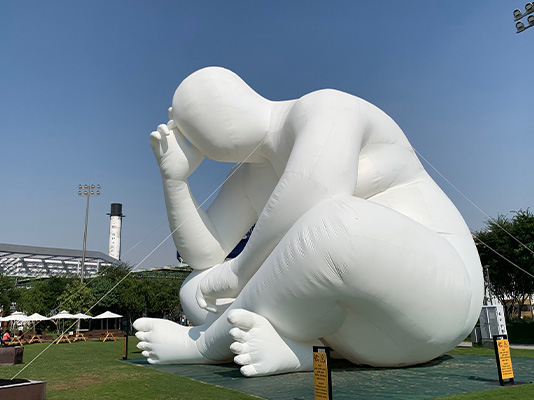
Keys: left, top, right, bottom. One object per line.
{"left": 197, "top": 90, "right": 368, "bottom": 311}
{"left": 152, "top": 120, "right": 258, "bottom": 269}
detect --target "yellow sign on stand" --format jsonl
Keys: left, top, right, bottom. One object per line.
{"left": 313, "top": 346, "right": 332, "bottom": 400}
{"left": 493, "top": 335, "right": 514, "bottom": 386}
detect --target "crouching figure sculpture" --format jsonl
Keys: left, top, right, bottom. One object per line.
{"left": 134, "top": 67, "right": 483, "bottom": 377}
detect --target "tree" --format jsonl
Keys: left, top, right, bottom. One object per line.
{"left": 18, "top": 276, "right": 72, "bottom": 316}
{"left": 87, "top": 263, "right": 130, "bottom": 316}
{"left": 474, "top": 209, "right": 534, "bottom": 320}
{"left": 143, "top": 277, "right": 182, "bottom": 320}
{"left": 118, "top": 278, "right": 146, "bottom": 332}
{"left": 57, "top": 280, "right": 95, "bottom": 314}
{"left": 0, "top": 274, "right": 18, "bottom": 314}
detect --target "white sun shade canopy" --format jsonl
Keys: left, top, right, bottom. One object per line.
{"left": 26, "top": 313, "right": 50, "bottom": 321}
{"left": 71, "top": 313, "right": 93, "bottom": 319}
{"left": 4, "top": 312, "right": 28, "bottom": 321}
{"left": 50, "top": 310, "right": 75, "bottom": 319}
{"left": 92, "top": 311, "right": 122, "bottom": 319}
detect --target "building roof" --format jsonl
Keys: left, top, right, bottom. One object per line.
{"left": 0, "top": 243, "right": 116, "bottom": 277}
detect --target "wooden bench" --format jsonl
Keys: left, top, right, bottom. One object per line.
{"left": 85, "top": 330, "right": 106, "bottom": 339}
{"left": 85, "top": 329, "right": 122, "bottom": 342}
{"left": 41, "top": 334, "right": 54, "bottom": 342}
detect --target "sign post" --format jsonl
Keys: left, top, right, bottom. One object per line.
{"left": 122, "top": 333, "right": 128, "bottom": 360}
{"left": 313, "top": 346, "right": 332, "bottom": 400}
{"left": 493, "top": 334, "right": 514, "bottom": 386}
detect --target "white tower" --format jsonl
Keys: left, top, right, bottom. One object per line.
{"left": 107, "top": 203, "right": 124, "bottom": 260}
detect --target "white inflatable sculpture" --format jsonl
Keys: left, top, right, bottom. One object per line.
{"left": 134, "top": 67, "right": 484, "bottom": 377}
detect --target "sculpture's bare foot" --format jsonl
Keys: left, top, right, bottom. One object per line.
{"left": 228, "top": 309, "right": 317, "bottom": 377}
{"left": 133, "top": 318, "right": 215, "bottom": 364}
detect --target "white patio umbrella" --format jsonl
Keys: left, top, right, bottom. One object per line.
{"left": 50, "top": 310, "right": 74, "bottom": 319}
{"left": 92, "top": 311, "right": 122, "bottom": 331}
{"left": 25, "top": 313, "right": 50, "bottom": 333}
{"left": 2, "top": 312, "right": 28, "bottom": 331}
{"left": 5, "top": 312, "right": 28, "bottom": 321}
{"left": 71, "top": 313, "right": 93, "bottom": 320}
{"left": 26, "top": 313, "right": 49, "bottom": 321}
{"left": 50, "top": 310, "right": 75, "bottom": 334}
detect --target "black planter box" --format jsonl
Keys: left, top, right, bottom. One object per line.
{"left": 0, "top": 379, "right": 46, "bottom": 400}
{"left": 0, "top": 346, "right": 24, "bottom": 365}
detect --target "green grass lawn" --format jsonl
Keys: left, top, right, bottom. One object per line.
{"left": 1, "top": 337, "right": 257, "bottom": 400}
{"left": 1, "top": 339, "right": 534, "bottom": 400}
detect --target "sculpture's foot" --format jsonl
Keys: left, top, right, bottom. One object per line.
{"left": 133, "top": 318, "right": 214, "bottom": 364}
{"left": 228, "top": 309, "right": 317, "bottom": 377}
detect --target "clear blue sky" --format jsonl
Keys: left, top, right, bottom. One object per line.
{"left": 1, "top": 1, "right": 532, "bottom": 269}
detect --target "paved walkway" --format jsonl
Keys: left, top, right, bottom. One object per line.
{"left": 128, "top": 352, "right": 534, "bottom": 400}
{"left": 459, "top": 341, "right": 534, "bottom": 350}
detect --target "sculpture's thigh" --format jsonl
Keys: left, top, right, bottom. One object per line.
{"left": 320, "top": 197, "right": 474, "bottom": 367}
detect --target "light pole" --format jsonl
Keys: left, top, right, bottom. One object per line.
{"left": 78, "top": 184, "right": 101, "bottom": 283}
{"left": 514, "top": 3, "right": 534, "bottom": 33}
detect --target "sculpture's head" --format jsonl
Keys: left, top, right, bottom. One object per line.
{"left": 172, "top": 67, "right": 271, "bottom": 163}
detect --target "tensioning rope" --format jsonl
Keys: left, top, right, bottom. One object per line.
{"left": 11, "top": 127, "right": 270, "bottom": 379}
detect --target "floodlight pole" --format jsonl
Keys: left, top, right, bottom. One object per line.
{"left": 78, "top": 184, "right": 101, "bottom": 284}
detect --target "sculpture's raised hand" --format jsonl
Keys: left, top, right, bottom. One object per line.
{"left": 150, "top": 109, "right": 204, "bottom": 181}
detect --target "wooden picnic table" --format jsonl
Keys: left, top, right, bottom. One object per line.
{"left": 73, "top": 332, "right": 87, "bottom": 342}
{"left": 99, "top": 331, "right": 117, "bottom": 342}
{"left": 4, "top": 336, "right": 25, "bottom": 346}
{"left": 27, "top": 334, "right": 43, "bottom": 344}
{"left": 55, "top": 333, "right": 72, "bottom": 344}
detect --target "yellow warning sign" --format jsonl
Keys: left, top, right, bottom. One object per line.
{"left": 313, "top": 351, "right": 330, "bottom": 400}
{"left": 496, "top": 338, "right": 514, "bottom": 380}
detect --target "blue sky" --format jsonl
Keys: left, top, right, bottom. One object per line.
{"left": 1, "top": 1, "right": 532, "bottom": 269}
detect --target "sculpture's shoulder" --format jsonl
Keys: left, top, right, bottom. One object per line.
{"left": 285, "top": 89, "right": 363, "bottom": 135}
{"left": 295, "top": 88, "right": 360, "bottom": 109}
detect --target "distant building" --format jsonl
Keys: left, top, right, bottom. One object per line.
{"left": 0, "top": 243, "right": 116, "bottom": 278}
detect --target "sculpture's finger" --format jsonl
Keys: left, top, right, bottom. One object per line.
{"left": 203, "top": 299, "right": 218, "bottom": 314}
{"left": 196, "top": 284, "right": 218, "bottom": 313}
{"left": 196, "top": 285, "right": 208, "bottom": 309}
{"left": 168, "top": 107, "right": 173, "bottom": 120}
{"left": 157, "top": 124, "right": 170, "bottom": 136}
{"left": 167, "top": 119, "right": 177, "bottom": 130}
{"left": 149, "top": 131, "right": 162, "bottom": 142}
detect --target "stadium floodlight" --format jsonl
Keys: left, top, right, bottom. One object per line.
{"left": 78, "top": 183, "right": 101, "bottom": 283}
{"left": 514, "top": 2, "right": 534, "bottom": 33}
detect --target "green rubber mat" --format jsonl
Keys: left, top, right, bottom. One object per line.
{"left": 127, "top": 354, "right": 534, "bottom": 400}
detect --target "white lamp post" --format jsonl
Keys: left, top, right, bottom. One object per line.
{"left": 78, "top": 184, "right": 100, "bottom": 283}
